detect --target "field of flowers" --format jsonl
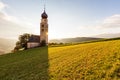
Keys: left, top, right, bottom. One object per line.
{"left": 48, "top": 40, "right": 120, "bottom": 80}
{"left": 0, "top": 39, "right": 120, "bottom": 80}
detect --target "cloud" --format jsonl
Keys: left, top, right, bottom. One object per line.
{"left": 0, "top": 1, "right": 7, "bottom": 11}
{"left": 0, "top": 1, "right": 17, "bottom": 22}
{"left": 75, "top": 14, "right": 120, "bottom": 37}
{"left": 0, "top": 1, "right": 33, "bottom": 39}
{"left": 104, "top": 14, "right": 120, "bottom": 24}
{"left": 102, "top": 14, "right": 120, "bottom": 28}
{"left": 0, "top": 12, "right": 32, "bottom": 39}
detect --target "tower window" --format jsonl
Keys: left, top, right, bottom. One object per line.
{"left": 42, "top": 29, "right": 44, "bottom": 32}
{"left": 42, "top": 25, "right": 44, "bottom": 28}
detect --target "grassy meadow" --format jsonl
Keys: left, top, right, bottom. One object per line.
{"left": 0, "top": 39, "right": 120, "bottom": 80}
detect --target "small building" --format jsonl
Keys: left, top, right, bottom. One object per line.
{"left": 27, "top": 9, "right": 48, "bottom": 49}
{"left": 27, "top": 35, "right": 40, "bottom": 48}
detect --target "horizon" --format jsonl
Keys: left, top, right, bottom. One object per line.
{"left": 0, "top": 0, "right": 120, "bottom": 40}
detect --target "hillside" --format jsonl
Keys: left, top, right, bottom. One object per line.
{"left": 49, "top": 37, "right": 103, "bottom": 43}
{"left": 0, "top": 40, "right": 120, "bottom": 80}
{"left": 0, "top": 38, "right": 16, "bottom": 55}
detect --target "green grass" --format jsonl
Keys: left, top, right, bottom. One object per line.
{"left": 0, "top": 39, "right": 120, "bottom": 80}
{"left": 0, "top": 47, "right": 49, "bottom": 80}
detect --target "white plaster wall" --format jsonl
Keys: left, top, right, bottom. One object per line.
{"left": 27, "top": 43, "right": 40, "bottom": 48}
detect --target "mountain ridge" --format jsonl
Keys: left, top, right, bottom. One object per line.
{"left": 49, "top": 37, "right": 103, "bottom": 43}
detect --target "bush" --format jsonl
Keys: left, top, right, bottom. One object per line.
{"left": 41, "top": 40, "right": 46, "bottom": 46}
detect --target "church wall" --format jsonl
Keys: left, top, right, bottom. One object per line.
{"left": 27, "top": 42, "right": 40, "bottom": 48}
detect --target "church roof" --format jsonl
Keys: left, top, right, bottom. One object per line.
{"left": 28, "top": 35, "right": 40, "bottom": 43}
{"left": 41, "top": 10, "right": 48, "bottom": 19}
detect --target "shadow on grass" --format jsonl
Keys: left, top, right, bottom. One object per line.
{"left": 0, "top": 46, "right": 49, "bottom": 80}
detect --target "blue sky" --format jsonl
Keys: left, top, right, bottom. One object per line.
{"left": 0, "top": 0, "right": 120, "bottom": 39}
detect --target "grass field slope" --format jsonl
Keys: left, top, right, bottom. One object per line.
{"left": 0, "top": 40, "right": 120, "bottom": 80}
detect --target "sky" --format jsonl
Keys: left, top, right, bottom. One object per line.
{"left": 0, "top": 0, "right": 120, "bottom": 40}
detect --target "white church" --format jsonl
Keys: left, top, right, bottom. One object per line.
{"left": 27, "top": 9, "right": 48, "bottom": 48}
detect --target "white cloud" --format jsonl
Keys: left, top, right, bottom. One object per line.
{"left": 104, "top": 14, "right": 120, "bottom": 24}
{"left": 0, "top": 12, "right": 18, "bottom": 22}
{"left": 0, "top": 1, "right": 39, "bottom": 39}
{"left": 74, "top": 14, "right": 120, "bottom": 37}
{"left": 0, "top": 1, "right": 34, "bottom": 39}
{"left": 0, "top": 1, "right": 18, "bottom": 22}
{"left": 102, "top": 14, "right": 120, "bottom": 28}
{"left": 0, "top": 1, "right": 7, "bottom": 11}
{"left": 0, "top": 12, "right": 32, "bottom": 39}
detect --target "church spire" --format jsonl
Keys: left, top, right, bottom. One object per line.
{"left": 41, "top": 3, "right": 48, "bottom": 19}
{"left": 44, "top": 4, "right": 46, "bottom": 12}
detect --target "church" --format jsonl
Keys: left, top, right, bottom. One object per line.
{"left": 27, "top": 9, "right": 48, "bottom": 48}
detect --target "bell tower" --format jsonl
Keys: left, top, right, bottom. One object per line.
{"left": 40, "top": 9, "right": 48, "bottom": 45}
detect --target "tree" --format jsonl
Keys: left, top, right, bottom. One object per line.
{"left": 13, "top": 33, "right": 31, "bottom": 52}
{"left": 19, "top": 33, "right": 31, "bottom": 50}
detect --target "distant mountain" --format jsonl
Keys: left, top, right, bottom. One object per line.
{"left": 49, "top": 37, "right": 103, "bottom": 43}
{"left": 0, "top": 38, "right": 16, "bottom": 55}
{"left": 94, "top": 33, "right": 120, "bottom": 38}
